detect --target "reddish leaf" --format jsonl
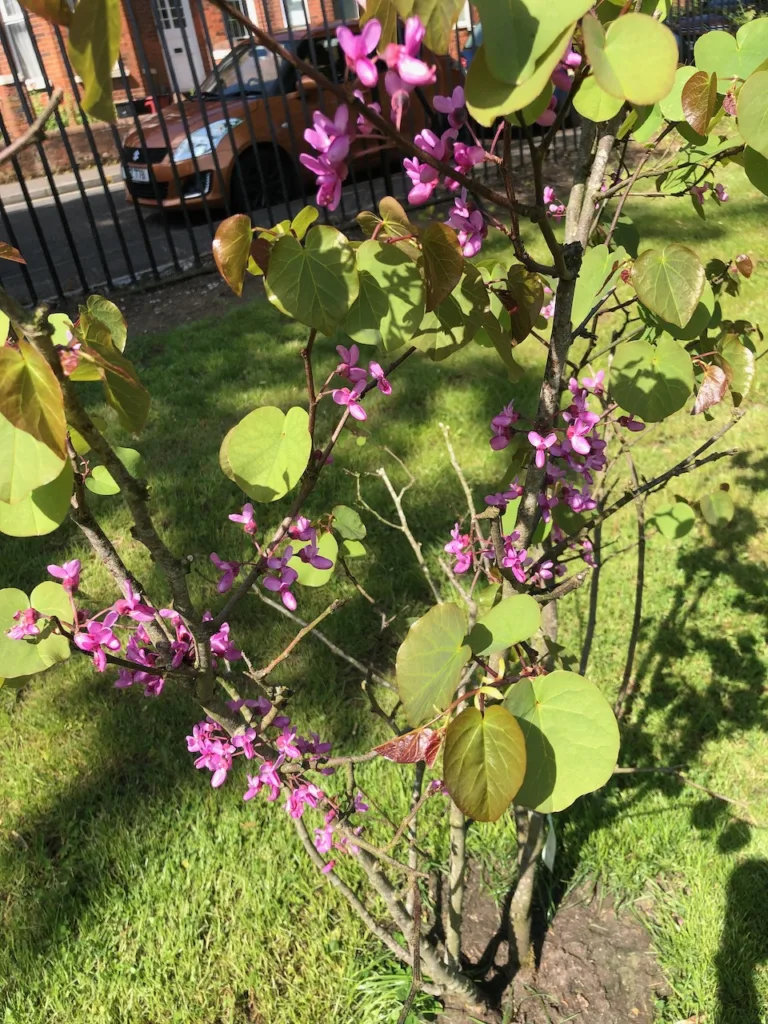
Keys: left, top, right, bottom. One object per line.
{"left": 213, "top": 214, "right": 253, "bottom": 296}
{"left": 694, "top": 363, "right": 729, "bottom": 414}
{"left": 0, "top": 339, "right": 66, "bottom": 458}
{"left": 681, "top": 70, "right": 717, "bottom": 136}
{"left": 375, "top": 726, "right": 444, "bottom": 766}
{"left": 734, "top": 253, "right": 754, "bottom": 278}
{"left": 0, "top": 241, "right": 25, "bottom": 264}
{"left": 250, "top": 236, "right": 271, "bottom": 276}
{"left": 421, "top": 222, "right": 464, "bottom": 312}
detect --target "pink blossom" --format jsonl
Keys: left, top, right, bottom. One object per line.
{"left": 289, "top": 516, "right": 314, "bottom": 541}
{"left": 528, "top": 430, "right": 557, "bottom": 469}
{"left": 314, "top": 822, "right": 335, "bottom": 853}
{"left": 210, "top": 622, "right": 242, "bottom": 661}
{"left": 536, "top": 95, "right": 557, "bottom": 126}
{"left": 582, "top": 370, "right": 605, "bottom": 395}
{"left": 336, "top": 343, "right": 367, "bottom": 383}
{"left": 501, "top": 539, "right": 531, "bottom": 584}
{"left": 433, "top": 85, "right": 466, "bottom": 129}
{"left": 332, "top": 379, "right": 367, "bottom": 421}
{"left": 276, "top": 726, "right": 303, "bottom": 760}
{"left": 299, "top": 152, "right": 346, "bottom": 211}
{"left": 114, "top": 580, "right": 155, "bottom": 622}
{"left": 284, "top": 782, "right": 324, "bottom": 819}
{"left": 209, "top": 552, "right": 241, "bottom": 594}
{"left": 298, "top": 530, "right": 334, "bottom": 570}
{"left": 7, "top": 607, "right": 41, "bottom": 640}
{"left": 714, "top": 182, "right": 729, "bottom": 203}
{"left": 690, "top": 183, "right": 709, "bottom": 205}
{"left": 353, "top": 90, "right": 381, "bottom": 134}
{"left": 446, "top": 192, "right": 487, "bottom": 257}
{"left": 490, "top": 401, "right": 519, "bottom": 450}
{"left": 618, "top": 413, "right": 645, "bottom": 432}
{"left": 444, "top": 522, "right": 472, "bottom": 574}
{"left": 403, "top": 155, "right": 439, "bottom": 204}
{"left": 229, "top": 502, "right": 257, "bottom": 535}
{"left": 244, "top": 759, "right": 283, "bottom": 801}
{"left": 74, "top": 611, "right": 121, "bottom": 672}
{"left": 337, "top": 19, "right": 381, "bottom": 87}
{"left": 47, "top": 559, "right": 81, "bottom": 593}
{"left": 263, "top": 562, "right": 299, "bottom": 611}
{"left": 369, "top": 361, "right": 391, "bottom": 395}
{"left": 384, "top": 16, "right": 436, "bottom": 88}
{"left": 451, "top": 140, "right": 485, "bottom": 174}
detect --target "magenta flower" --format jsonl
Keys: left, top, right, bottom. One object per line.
{"left": 403, "top": 155, "right": 439, "bottom": 204}
{"left": 314, "top": 822, "right": 335, "bottom": 854}
{"left": 289, "top": 516, "right": 314, "bottom": 541}
{"left": 47, "top": 559, "right": 81, "bottom": 593}
{"left": 114, "top": 580, "right": 155, "bottom": 622}
{"left": 353, "top": 791, "right": 369, "bottom": 813}
{"left": 299, "top": 152, "right": 346, "bottom": 211}
{"left": 229, "top": 502, "right": 257, "bottom": 535}
{"left": 618, "top": 413, "right": 645, "bottom": 432}
{"left": 444, "top": 522, "right": 472, "bottom": 574}
{"left": 336, "top": 343, "right": 367, "bottom": 383}
{"left": 433, "top": 85, "right": 466, "bottom": 129}
{"left": 528, "top": 430, "right": 557, "bottom": 469}
{"left": 304, "top": 105, "right": 353, "bottom": 160}
{"left": 536, "top": 95, "right": 557, "bottom": 126}
{"left": 337, "top": 19, "right": 381, "bottom": 86}
{"left": 446, "top": 192, "right": 487, "bottom": 257}
{"left": 452, "top": 140, "right": 485, "bottom": 173}
{"left": 210, "top": 552, "right": 241, "bottom": 594}
{"left": 210, "top": 622, "right": 242, "bottom": 661}
{"left": 384, "top": 16, "right": 436, "bottom": 88}
{"left": 284, "top": 782, "right": 324, "bottom": 820}
{"left": 74, "top": 611, "right": 121, "bottom": 672}
{"left": 551, "top": 42, "right": 581, "bottom": 92}
{"left": 501, "top": 540, "right": 531, "bottom": 584}
{"left": 353, "top": 89, "right": 381, "bottom": 134}
{"left": 231, "top": 727, "right": 257, "bottom": 760}
{"left": 369, "top": 361, "right": 391, "bottom": 395}
{"left": 276, "top": 726, "right": 303, "bottom": 760}
{"left": 333, "top": 379, "right": 367, "bottom": 421}
{"left": 244, "top": 759, "right": 283, "bottom": 801}
{"left": 690, "top": 183, "right": 709, "bottom": 205}
{"left": 714, "top": 182, "right": 729, "bottom": 203}
{"left": 263, "top": 563, "right": 299, "bottom": 611}
{"left": 415, "top": 126, "right": 455, "bottom": 163}
{"left": 582, "top": 370, "right": 605, "bottom": 395}
{"left": 490, "top": 401, "right": 520, "bottom": 451}
{"left": 298, "top": 530, "right": 334, "bottom": 570}
{"left": 7, "top": 607, "right": 41, "bottom": 640}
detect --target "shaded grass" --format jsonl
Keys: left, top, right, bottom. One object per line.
{"left": 1, "top": 163, "right": 767, "bottom": 1023}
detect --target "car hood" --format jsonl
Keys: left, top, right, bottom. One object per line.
{"left": 122, "top": 99, "right": 255, "bottom": 149}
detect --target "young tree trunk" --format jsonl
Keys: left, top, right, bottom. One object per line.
{"left": 508, "top": 809, "right": 545, "bottom": 971}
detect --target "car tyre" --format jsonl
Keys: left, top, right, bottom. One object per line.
{"left": 230, "top": 147, "right": 297, "bottom": 214}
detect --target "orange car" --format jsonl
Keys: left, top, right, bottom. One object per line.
{"left": 121, "top": 23, "right": 462, "bottom": 211}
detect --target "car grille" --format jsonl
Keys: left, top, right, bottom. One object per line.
{"left": 123, "top": 146, "right": 168, "bottom": 165}
{"left": 126, "top": 179, "right": 169, "bottom": 201}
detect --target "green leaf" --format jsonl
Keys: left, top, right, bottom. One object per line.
{"left": 68, "top": 0, "right": 121, "bottom": 122}
{"left": 659, "top": 65, "right": 698, "bottom": 121}
{"left": 516, "top": 81, "right": 554, "bottom": 125}
{"left": 506, "top": 265, "right": 545, "bottom": 342}
{"left": 291, "top": 205, "right": 319, "bottom": 241}
{"left": 468, "top": 595, "right": 542, "bottom": 657}
{"left": 48, "top": 313, "right": 74, "bottom": 348}
{"left": 0, "top": 460, "right": 73, "bottom": 537}
{"left": 80, "top": 295, "right": 127, "bottom": 351}
{"left": 571, "top": 244, "right": 628, "bottom": 329}
{"left": 694, "top": 18, "right": 768, "bottom": 86}
{"left": 717, "top": 335, "right": 756, "bottom": 406}
{"left": 220, "top": 406, "right": 311, "bottom": 503}
{"left": 629, "top": 103, "right": 664, "bottom": 143}
{"left": 421, "top": 221, "right": 464, "bottom": 312}
{"left": 332, "top": 504, "right": 367, "bottom": 540}
{"left": 700, "top": 489, "right": 735, "bottom": 527}
{"left": 341, "top": 538, "right": 367, "bottom": 559}
{"left": 0, "top": 412, "right": 65, "bottom": 505}
{"left": 681, "top": 70, "right": 718, "bottom": 136}
{"left": 343, "top": 240, "right": 425, "bottom": 351}
{"left": 288, "top": 532, "right": 338, "bottom": 587}
{"left": 18, "top": 0, "right": 72, "bottom": 25}
{"left": 266, "top": 225, "right": 359, "bottom": 335}
{"left": 582, "top": 12, "right": 677, "bottom": 106}
{"left": 472, "top": 0, "right": 591, "bottom": 86}
{"left": 744, "top": 145, "right": 768, "bottom": 196}
{"left": 443, "top": 705, "right": 527, "bottom": 822}
{"left": 737, "top": 70, "right": 768, "bottom": 159}
{"left": 86, "top": 341, "right": 150, "bottom": 434}
{"left": 213, "top": 214, "right": 253, "bottom": 297}
{"left": 411, "top": 265, "right": 487, "bottom": 360}
{"left": 85, "top": 465, "right": 120, "bottom": 496}
{"left": 572, "top": 75, "right": 625, "bottom": 122}
{"left": 30, "top": 581, "right": 74, "bottom": 624}
{"left": 610, "top": 336, "right": 694, "bottom": 422}
{"left": 641, "top": 280, "right": 715, "bottom": 342}
{"left": 0, "top": 339, "right": 66, "bottom": 459}
{"left": 465, "top": 30, "right": 574, "bottom": 126}
{"left": 632, "top": 244, "right": 705, "bottom": 327}
{"left": 0, "top": 587, "right": 70, "bottom": 679}
{"left": 653, "top": 501, "right": 696, "bottom": 540}
{"left": 396, "top": 603, "right": 471, "bottom": 727}
{"left": 408, "top": 0, "right": 465, "bottom": 53}
{"left": 504, "top": 670, "right": 620, "bottom": 812}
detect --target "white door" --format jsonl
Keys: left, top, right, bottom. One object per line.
{"left": 156, "top": 0, "right": 205, "bottom": 93}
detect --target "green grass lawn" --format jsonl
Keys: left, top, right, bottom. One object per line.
{"left": 1, "top": 163, "right": 767, "bottom": 1024}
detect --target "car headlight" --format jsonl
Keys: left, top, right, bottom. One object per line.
{"left": 173, "top": 119, "right": 243, "bottom": 161}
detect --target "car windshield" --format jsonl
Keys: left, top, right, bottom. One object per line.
{"left": 198, "top": 43, "right": 285, "bottom": 98}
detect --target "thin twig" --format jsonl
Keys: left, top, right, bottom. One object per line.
{"left": 376, "top": 466, "right": 443, "bottom": 605}
{"left": 251, "top": 598, "right": 345, "bottom": 680}
{"left": 0, "top": 88, "right": 64, "bottom": 165}
{"left": 439, "top": 421, "right": 483, "bottom": 541}
{"left": 533, "top": 570, "right": 589, "bottom": 603}
{"left": 614, "top": 447, "right": 645, "bottom": 719}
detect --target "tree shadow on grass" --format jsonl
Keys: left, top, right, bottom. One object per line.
{"left": 715, "top": 859, "right": 768, "bottom": 1024}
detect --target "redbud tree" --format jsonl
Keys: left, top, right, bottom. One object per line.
{"left": 1, "top": 0, "right": 765, "bottom": 1018}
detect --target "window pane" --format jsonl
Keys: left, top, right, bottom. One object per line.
{"left": 7, "top": 21, "right": 43, "bottom": 81}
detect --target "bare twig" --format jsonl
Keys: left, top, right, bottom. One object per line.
{"left": 0, "top": 88, "right": 64, "bottom": 165}
{"left": 614, "top": 448, "right": 645, "bottom": 719}
{"left": 376, "top": 466, "right": 443, "bottom": 605}
{"left": 533, "top": 569, "right": 589, "bottom": 603}
{"left": 250, "top": 598, "right": 345, "bottom": 681}
{"left": 398, "top": 876, "right": 423, "bottom": 1024}
{"left": 579, "top": 519, "right": 602, "bottom": 675}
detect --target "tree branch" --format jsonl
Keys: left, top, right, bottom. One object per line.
{"left": 250, "top": 598, "right": 345, "bottom": 681}
{"left": 0, "top": 87, "right": 63, "bottom": 166}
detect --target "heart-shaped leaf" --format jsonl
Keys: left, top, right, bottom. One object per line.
{"left": 468, "top": 595, "right": 542, "bottom": 657}
{"left": 716, "top": 335, "right": 756, "bottom": 406}
{"left": 443, "top": 705, "right": 527, "bottom": 822}
{"left": 737, "top": 70, "right": 768, "bottom": 159}
{"left": 396, "top": 602, "right": 471, "bottom": 727}
{"left": 700, "top": 489, "right": 735, "bottom": 527}
{"left": 0, "top": 340, "right": 66, "bottom": 459}
{"left": 659, "top": 65, "right": 698, "bottom": 121}
{"left": 290, "top": 205, "right": 319, "bottom": 241}
{"left": 681, "top": 70, "right": 718, "bottom": 136}
{"left": 653, "top": 501, "right": 696, "bottom": 540}
{"left": 572, "top": 75, "right": 625, "bottom": 122}
{"left": 571, "top": 244, "right": 628, "bottom": 329}
{"left": 343, "top": 239, "right": 425, "bottom": 351}
{"left": 79, "top": 294, "right": 127, "bottom": 351}
{"left": 332, "top": 504, "right": 366, "bottom": 540}
{"left": 288, "top": 532, "right": 338, "bottom": 587}
{"left": 0, "top": 585, "right": 71, "bottom": 679}
{"left": 0, "top": 460, "right": 73, "bottom": 537}
{"left": 220, "top": 406, "right": 311, "bottom": 503}
{"left": 341, "top": 538, "right": 367, "bottom": 559}
{"left": 0, "top": 412, "right": 65, "bottom": 505}
{"left": 694, "top": 364, "right": 729, "bottom": 415}
{"left": 213, "top": 214, "right": 254, "bottom": 296}
{"left": 611, "top": 336, "right": 694, "bottom": 422}
{"left": 642, "top": 280, "right": 715, "bottom": 342}
{"left": 375, "top": 726, "right": 444, "bottom": 767}
{"left": 68, "top": 0, "right": 121, "bottom": 122}
{"left": 504, "top": 670, "right": 619, "bottom": 812}
{"left": 412, "top": 265, "right": 487, "bottom": 360}
{"left": 694, "top": 18, "right": 768, "bottom": 86}
{"left": 421, "top": 221, "right": 464, "bottom": 311}
{"left": 583, "top": 12, "right": 678, "bottom": 106}
{"left": 82, "top": 340, "right": 150, "bottom": 434}
{"left": 267, "top": 225, "right": 359, "bottom": 334}
{"left": 632, "top": 244, "right": 705, "bottom": 327}
{"left": 744, "top": 146, "right": 768, "bottom": 196}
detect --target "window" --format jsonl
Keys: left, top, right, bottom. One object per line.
{"left": 1, "top": 0, "right": 43, "bottom": 84}
{"left": 226, "top": 0, "right": 250, "bottom": 42}
{"left": 281, "top": 0, "right": 307, "bottom": 29}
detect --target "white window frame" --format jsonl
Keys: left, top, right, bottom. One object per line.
{"left": 0, "top": 0, "right": 44, "bottom": 87}
{"left": 455, "top": 1, "right": 471, "bottom": 29}
{"left": 281, "top": 0, "right": 308, "bottom": 29}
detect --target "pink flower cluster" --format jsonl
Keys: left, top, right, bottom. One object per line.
{"left": 332, "top": 344, "right": 391, "bottom": 421}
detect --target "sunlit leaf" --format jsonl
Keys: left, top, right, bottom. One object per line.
{"left": 0, "top": 586, "right": 70, "bottom": 679}
{"left": 583, "top": 12, "right": 677, "bottom": 106}
{"left": 659, "top": 65, "right": 698, "bottom": 121}
{"left": 421, "top": 221, "right": 464, "bottom": 312}
{"left": 0, "top": 412, "right": 65, "bottom": 505}
{"left": 694, "top": 18, "right": 768, "bottom": 86}
{"left": 84, "top": 465, "right": 120, "bottom": 496}
{"left": 443, "top": 705, "right": 526, "bottom": 821}
{"left": 19, "top": 0, "right": 72, "bottom": 23}
{"left": 610, "top": 336, "right": 694, "bottom": 422}
{"left": 213, "top": 214, "right": 253, "bottom": 297}
{"left": 375, "top": 726, "right": 443, "bottom": 767}
{"left": 641, "top": 280, "right": 715, "bottom": 342}
{"left": 0, "top": 460, "right": 72, "bottom": 537}
{"left": 79, "top": 294, "right": 127, "bottom": 351}
{"left": 290, "top": 205, "right": 319, "bottom": 241}
{"left": 332, "top": 504, "right": 366, "bottom": 540}
{"left": 744, "top": 146, "right": 768, "bottom": 196}
{"left": 396, "top": 602, "right": 471, "bottom": 727}
{"left": 737, "top": 70, "right": 768, "bottom": 159}
{"left": 412, "top": 264, "right": 487, "bottom": 360}
{"left": 468, "top": 595, "right": 541, "bottom": 657}
{"left": 653, "top": 501, "right": 695, "bottom": 540}
{"left": 716, "top": 335, "right": 756, "bottom": 406}
{"left": 85, "top": 340, "right": 150, "bottom": 434}
{"left": 341, "top": 538, "right": 367, "bottom": 559}
{"left": 632, "top": 244, "right": 705, "bottom": 327}
{"left": 343, "top": 240, "right": 425, "bottom": 351}
{"left": 288, "top": 532, "right": 337, "bottom": 587}
{"left": 220, "top": 406, "right": 311, "bottom": 503}
{"left": 571, "top": 244, "right": 628, "bottom": 329}
{"left": 681, "top": 70, "right": 717, "bottom": 136}
{"left": 572, "top": 76, "right": 624, "bottom": 122}
{"left": 0, "top": 241, "right": 26, "bottom": 262}
{"left": 504, "top": 670, "right": 620, "bottom": 812}
{"left": 68, "top": 0, "right": 121, "bottom": 122}
{"left": 0, "top": 339, "right": 66, "bottom": 458}
{"left": 700, "top": 489, "right": 735, "bottom": 527}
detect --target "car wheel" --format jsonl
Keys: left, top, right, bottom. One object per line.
{"left": 230, "top": 147, "right": 295, "bottom": 214}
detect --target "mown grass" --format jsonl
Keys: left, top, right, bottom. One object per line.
{"left": 0, "top": 163, "right": 767, "bottom": 1024}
